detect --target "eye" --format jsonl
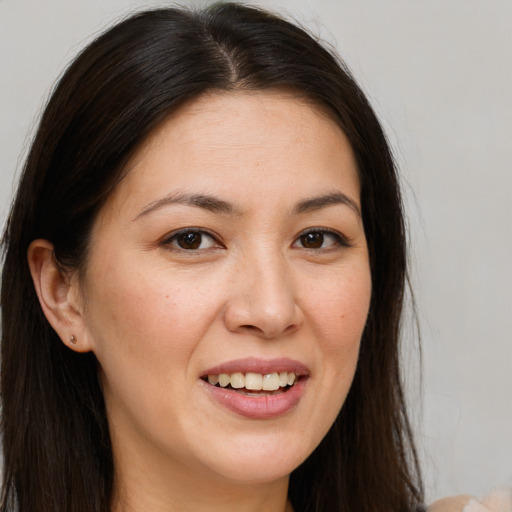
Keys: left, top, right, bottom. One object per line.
{"left": 294, "top": 229, "right": 347, "bottom": 250}
{"left": 163, "top": 229, "right": 218, "bottom": 251}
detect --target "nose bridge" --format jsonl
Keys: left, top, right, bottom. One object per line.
{"left": 225, "top": 243, "right": 301, "bottom": 338}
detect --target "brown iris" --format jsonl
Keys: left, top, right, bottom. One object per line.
{"left": 300, "top": 232, "right": 324, "bottom": 249}
{"left": 176, "top": 232, "right": 202, "bottom": 250}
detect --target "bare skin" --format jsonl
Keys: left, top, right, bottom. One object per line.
{"left": 29, "top": 91, "right": 370, "bottom": 511}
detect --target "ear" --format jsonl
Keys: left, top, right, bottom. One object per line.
{"left": 27, "top": 239, "right": 93, "bottom": 353}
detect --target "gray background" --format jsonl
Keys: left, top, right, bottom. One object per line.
{"left": 1, "top": 0, "right": 511, "bottom": 502}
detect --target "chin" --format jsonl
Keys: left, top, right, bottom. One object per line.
{"left": 193, "top": 433, "right": 312, "bottom": 485}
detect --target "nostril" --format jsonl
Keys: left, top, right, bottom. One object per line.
{"left": 239, "top": 324, "right": 267, "bottom": 336}
{"left": 283, "top": 324, "right": 298, "bottom": 335}
{"left": 241, "top": 325, "right": 260, "bottom": 331}
{"left": 238, "top": 322, "right": 299, "bottom": 340}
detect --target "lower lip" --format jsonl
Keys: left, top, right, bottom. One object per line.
{"left": 201, "top": 378, "right": 307, "bottom": 419}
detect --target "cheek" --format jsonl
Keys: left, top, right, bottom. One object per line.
{"left": 305, "top": 263, "right": 371, "bottom": 406}
{"left": 86, "top": 261, "right": 215, "bottom": 347}
{"left": 82, "top": 260, "right": 226, "bottom": 427}
{"left": 294, "top": 265, "right": 371, "bottom": 453}
{"left": 306, "top": 264, "right": 372, "bottom": 353}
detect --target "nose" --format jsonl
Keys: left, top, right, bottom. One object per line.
{"left": 223, "top": 252, "right": 303, "bottom": 339}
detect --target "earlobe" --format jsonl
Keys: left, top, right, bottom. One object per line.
{"left": 27, "top": 239, "right": 92, "bottom": 353}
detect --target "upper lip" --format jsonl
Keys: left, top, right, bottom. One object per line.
{"left": 201, "top": 357, "right": 310, "bottom": 377}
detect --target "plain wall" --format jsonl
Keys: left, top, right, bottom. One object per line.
{"left": 1, "top": 0, "right": 511, "bottom": 502}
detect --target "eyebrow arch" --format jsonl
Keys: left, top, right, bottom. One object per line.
{"left": 133, "top": 192, "right": 240, "bottom": 221}
{"left": 293, "top": 192, "right": 361, "bottom": 217}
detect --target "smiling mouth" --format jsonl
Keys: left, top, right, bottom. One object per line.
{"left": 202, "top": 372, "right": 298, "bottom": 395}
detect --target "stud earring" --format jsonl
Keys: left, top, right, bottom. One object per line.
{"left": 70, "top": 335, "right": 77, "bottom": 344}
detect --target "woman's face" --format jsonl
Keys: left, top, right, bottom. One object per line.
{"left": 78, "top": 92, "right": 371, "bottom": 487}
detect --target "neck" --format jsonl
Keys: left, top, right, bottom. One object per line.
{"left": 112, "top": 476, "right": 292, "bottom": 512}
{"left": 111, "top": 443, "right": 292, "bottom": 512}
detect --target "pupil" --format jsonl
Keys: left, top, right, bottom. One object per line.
{"left": 302, "top": 232, "right": 323, "bottom": 248}
{"left": 178, "top": 232, "right": 201, "bottom": 249}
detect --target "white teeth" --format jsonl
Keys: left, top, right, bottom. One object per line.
{"left": 262, "top": 372, "right": 280, "bottom": 391}
{"left": 206, "top": 371, "right": 298, "bottom": 391}
{"left": 218, "top": 374, "right": 230, "bottom": 387}
{"left": 245, "top": 372, "right": 263, "bottom": 390}
{"left": 230, "top": 372, "right": 244, "bottom": 389}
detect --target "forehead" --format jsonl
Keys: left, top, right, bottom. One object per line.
{"left": 107, "top": 90, "right": 360, "bottom": 217}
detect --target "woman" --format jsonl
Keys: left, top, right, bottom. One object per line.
{"left": 1, "top": 3, "right": 423, "bottom": 511}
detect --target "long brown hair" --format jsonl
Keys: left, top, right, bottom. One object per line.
{"left": 1, "top": 3, "right": 423, "bottom": 511}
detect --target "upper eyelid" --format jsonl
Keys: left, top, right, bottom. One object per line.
{"left": 298, "top": 227, "right": 341, "bottom": 236}
{"left": 162, "top": 227, "right": 217, "bottom": 241}
{"left": 160, "top": 228, "right": 225, "bottom": 251}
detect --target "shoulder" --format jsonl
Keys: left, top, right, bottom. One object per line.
{"left": 427, "top": 488, "right": 512, "bottom": 512}
{"left": 427, "top": 495, "right": 474, "bottom": 512}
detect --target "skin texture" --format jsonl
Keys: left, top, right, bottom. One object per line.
{"left": 29, "top": 91, "right": 372, "bottom": 512}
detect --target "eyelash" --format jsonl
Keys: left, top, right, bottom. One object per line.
{"left": 293, "top": 227, "right": 350, "bottom": 250}
{"left": 161, "top": 227, "right": 350, "bottom": 252}
{"left": 161, "top": 228, "right": 222, "bottom": 252}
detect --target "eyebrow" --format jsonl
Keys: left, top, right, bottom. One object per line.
{"left": 133, "top": 190, "right": 361, "bottom": 221}
{"left": 133, "top": 192, "right": 240, "bottom": 221}
{"left": 293, "top": 192, "right": 361, "bottom": 217}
